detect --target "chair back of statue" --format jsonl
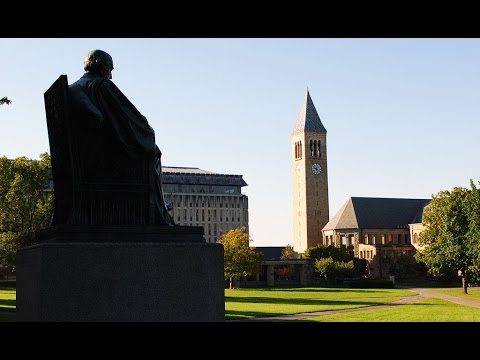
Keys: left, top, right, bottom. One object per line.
{"left": 44, "top": 74, "right": 155, "bottom": 226}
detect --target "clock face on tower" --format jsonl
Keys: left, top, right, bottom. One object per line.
{"left": 296, "top": 164, "right": 302, "bottom": 176}
{"left": 311, "top": 163, "right": 321, "bottom": 175}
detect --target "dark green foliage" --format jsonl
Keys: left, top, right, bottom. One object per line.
{"left": 304, "top": 244, "right": 353, "bottom": 262}
{"left": 0, "top": 153, "right": 53, "bottom": 269}
{"left": 307, "top": 244, "right": 366, "bottom": 278}
{"left": 0, "top": 97, "right": 12, "bottom": 105}
{"left": 415, "top": 180, "right": 480, "bottom": 292}
{"left": 381, "top": 252, "right": 428, "bottom": 280}
{"left": 353, "top": 258, "right": 367, "bottom": 278}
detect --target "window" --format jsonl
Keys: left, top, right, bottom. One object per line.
{"left": 364, "top": 234, "right": 369, "bottom": 245}
{"left": 413, "top": 233, "right": 418, "bottom": 243}
{"left": 397, "top": 234, "right": 402, "bottom": 244}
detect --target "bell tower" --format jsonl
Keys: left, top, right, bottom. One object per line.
{"left": 292, "top": 90, "right": 329, "bottom": 254}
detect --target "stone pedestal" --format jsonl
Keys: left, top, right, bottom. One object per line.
{"left": 16, "top": 227, "right": 224, "bottom": 322}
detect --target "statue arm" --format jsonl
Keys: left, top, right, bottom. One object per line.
{"left": 69, "top": 84, "right": 104, "bottom": 128}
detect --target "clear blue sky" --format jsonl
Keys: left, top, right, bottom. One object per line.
{"left": 2, "top": 38, "right": 480, "bottom": 247}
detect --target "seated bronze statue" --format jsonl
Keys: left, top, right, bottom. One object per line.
{"left": 45, "top": 49, "right": 174, "bottom": 227}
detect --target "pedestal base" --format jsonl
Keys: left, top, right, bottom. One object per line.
{"left": 16, "top": 240, "right": 224, "bottom": 322}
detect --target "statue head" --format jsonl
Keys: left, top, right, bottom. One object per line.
{"left": 83, "top": 49, "right": 114, "bottom": 79}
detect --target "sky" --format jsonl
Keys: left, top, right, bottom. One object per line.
{"left": 1, "top": 38, "right": 480, "bottom": 247}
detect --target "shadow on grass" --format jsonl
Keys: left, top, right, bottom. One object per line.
{"left": 226, "top": 296, "right": 390, "bottom": 307}
{"left": 229, "top": 301, "right": 438, "bottom": 321}
{"left": 226, "top": 310, "right": 283, "bottom": 320}
{"left": 229, "top": 287, "right": 392, "bottom": 294}
{"left": 0, "top": 313, "right": 15, "bottom": 322}
{"left": 0, "top": 299, "right": 16, "bottom": 311}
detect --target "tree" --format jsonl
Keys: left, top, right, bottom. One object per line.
{"left": 280, "top": 244, "right": 298, "bottom": 259}
{"left": 0, "top": 153, "right": 53, "bottom": 269}
{"left": 305, "top": 243, "right": 366, "bottom": 278}
{"left": 314, "top": 257, "right": 354, "bottom": 281}
{"left": 304, "top": 244, "right": 353, "bottom": 262}
{"left": 0, "top": 97, "right": 12, "bottom": 105}
{"left": 415, "top": 182, "right": 480, "bottom": 293}
{"left": 218, "top": 227, "right": 264, "bottom": 289}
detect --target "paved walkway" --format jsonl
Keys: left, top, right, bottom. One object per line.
{"left": 228, "top": 287, "right": 480, "bottom": 322}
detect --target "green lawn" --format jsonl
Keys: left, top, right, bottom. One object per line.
{"left": 430, "top": 288, "right": 480, "bottom": 302}
{"left": 3, "top": 286, "right": 479, "bottom": 322}
{"left": 306, "top": 297, "right": 480, "bottom": 322}
{"left": 225, "top": 287, "right": 414, "bottom": 320}
{"left": 0, "top": 287, "right": 16, "bottom": 322}
{"left": 0, "top": 287, "right": 16, "bottom": 311}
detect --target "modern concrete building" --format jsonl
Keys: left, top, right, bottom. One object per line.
{"left": 292, "top": 90, "right": 329, "bottom": 254}
{"left": 322, "top": 197, "right": 430, "bottom": 278}
{"left": 162, "top": 166, "right": 249, "bottom": 243}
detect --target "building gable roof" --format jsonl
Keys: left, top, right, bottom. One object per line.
{"left": 323, "top": 197, "right": 431, "bottom": 230}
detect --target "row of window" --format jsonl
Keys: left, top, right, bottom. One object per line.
{"left": 294, "top": 140, "right": 323, "bottom": 159}
{"left": 164, "top": 195, "right": 247, "bottom": 209}
{"left": 362, "top": 233, "right": 409, "bottom": 245}
{"left": 325, "top": 233, "right": 411, "bottom": 246}
{"left": 359, "top": 250, "right": 374, "bottom": 259}
{"left": 163, "top": 184, "right": 241, "bottom": 194}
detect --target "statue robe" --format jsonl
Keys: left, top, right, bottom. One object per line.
{"left": 69, "top": 72, "right": 174, "bottom": 226}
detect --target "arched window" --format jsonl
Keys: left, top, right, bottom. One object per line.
{"left": 313, "top": 140, "right": 317, "bottom": 157}
{"left": 317, "top": 140, "right": 321, "bottom": 157}
{"left": 413, "top": 233, "right": 418, "bottom": 243}
{"left": 310, "top": 140, "right": 314, "bottom": 156}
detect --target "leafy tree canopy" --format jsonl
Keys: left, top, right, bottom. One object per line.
{"left": 218, "top": 227, "right": 264, "bottom": 288}
{"left": 0, "top": 153, "right": 53, "bottom": 269}
{"left": 304, "top": 243, "right": 353, "bottom": 262}
{"left": 0, "top": 97, "right": 12, "bottom": 105}
{"left": 415, "top": 180, "right": 480, "bottom": 293}
{"left": 280, "top": 244, "right": 298, "bottom": 259}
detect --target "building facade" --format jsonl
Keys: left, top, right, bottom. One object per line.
{"left": 322, "top": 197, "right": 430, "bottom": 278}
{"left": 162, "top": 166, "right": 249, "bottom": 243}
{"left": 292, "top": 90, "right": 329, "bottom": 254}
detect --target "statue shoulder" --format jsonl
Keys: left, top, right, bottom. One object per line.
{"left": 68, "top": 81, "right": 104, "bottom": 128}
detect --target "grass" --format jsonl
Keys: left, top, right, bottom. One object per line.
{"left": 0, "top": 287, "right": 16, "bottom": 312}
{"left": 305, "top": 297, "right": 480, "bottom": 322}
{"left": 225, "top": 287, "right": 414, "bottom": 320}
{"left": 2, "top": 285, "right": 479, "bottom": 322}
{"left": 430, "top": 288, "right": 480, "bottom": 302}
{"left": 0, "top": 287, "right": 16, "bottom": 322}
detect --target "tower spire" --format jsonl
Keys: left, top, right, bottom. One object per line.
{"left": 292, "top": 90, "right": 326, "bottom": 134}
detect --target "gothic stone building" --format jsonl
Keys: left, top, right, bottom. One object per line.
{"left": 322, "top": 197, "right": 430, "bottom": 278}
{"left": 162, "top": 166, "right": 249, "bottom": 243}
